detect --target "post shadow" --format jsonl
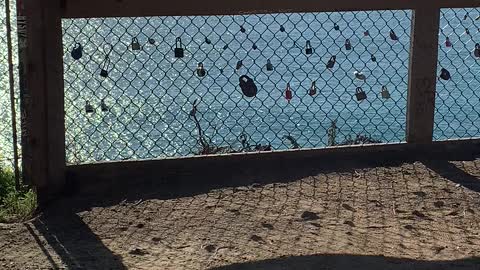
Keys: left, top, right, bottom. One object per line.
{"left": 423, "top": 160, "right": 480, "bottom": 193}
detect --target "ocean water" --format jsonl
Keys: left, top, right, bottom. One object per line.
{"left": 60, "top": 9, "right": 480, "bottom": 164}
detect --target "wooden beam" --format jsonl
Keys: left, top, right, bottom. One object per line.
{"left": 61, "top": 0, "right": 480, "bottom": 18}
{"left": 406, "top": 7, "right": 441, "bottom": 144}
{"left": 25, "top": 0, "right": 66, "bottom": 204}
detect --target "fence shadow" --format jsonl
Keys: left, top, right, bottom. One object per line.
{"left": 423, "top": 160, "right": 480, "bottom": 193}
{"left": 30, "top": 207, "right": 126, "bottom": 269}
{"left": 209, "top": 254, "right": 480, "bottom": 270}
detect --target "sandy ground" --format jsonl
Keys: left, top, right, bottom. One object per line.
{"left": 1, "top": 159, "right": 480, "bottom": 270}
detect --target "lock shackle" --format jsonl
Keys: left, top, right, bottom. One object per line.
{"left": 381, "top": 85, "right": 388, "bottom": 92}
{"left": 176, "top": 37, "right": 183, "bottom": 48}
{"left": 330, "top": 56, "right": 336, "bottom": 62}
{"left": 101, "top": 56, "right": 111, "bottom": 71}
{"left": 74, "top": 42, "right": 82, "bottom": 49}
{"left": 475, "top": 43, "right": 480, "bottom": 49}
{"left": 103, "top": 43, "right": 113, "bottom": 57}
{"left": 345, "top": 39, "right": 351, "bottom": 44}
{"left": 306, "top": 40, "right": 312, "bottom": 48}
{"left": 356, "top": 87, "right": 363, "bottom": 94}
{"left": 132, "top": 37, "right": 139, "bottom": 43}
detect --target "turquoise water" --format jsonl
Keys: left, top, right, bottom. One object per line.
{"left": 61, "top": 9, "right": 480, "bottom": 164}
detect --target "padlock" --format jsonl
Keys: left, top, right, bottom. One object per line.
{"left": 223, "top": 44, "right": 228, "bottom": 50}
{"left": 309, "top": 81, "right": 317, "bottom": 96}
{"left": 440, "top": 68, "right": 451, "bottom": 81}
{"left": 205, "top": 37, "right": 212, "bottom": 45}
{"left": 174, "top": 37, "right": 184, "bottom": 58}
{"left": 334, "top": 23, "right": 340, "bottom": 31}
{"left": 285, "top": 83, "right": 293, "bottom": 102}
{"left": 364, "top": 30, "right": 370, "bottom": 37}
{"left": 280, "top": 25, "right": 285, "bottom": 32}
{"left": 240, "top": 26, "right": 246, "bottom": 33}
{"left": 101, "top": 99, "right": 109, "bottom": 112}
{"left": 100, "top": 69, "right": 108, "bottom": 78}
{"left": 355, "top": 87, "right": 367, "bottom": 101}
{"left": 71, "top": 43, "right": 83, "bottom": 60}
{"left": 236, "top": 60, "right": 243, "bottom": 70}
{"left": 85, "top": 101, "right": 94, "bottom": 114}
{"left": 345, "top": 39, "right": 352, "bottom": 50}
{"left": 266, "top": 59, "right": 274, "bottom": 71}
{"left": 464, "top": 13, "right": 469, "bottom": 20}
{"left": 354, "top": 71, "right": 366, "bottom": 81}
{"left": 445, "top": 37, "right": 452, "bottom": 48}
{"left": 148, "top": 38, "right": 156, "bottom": 45}
{"left": 371, "top": 54, "right": 376, "bottom": 62}
{"left": 466, "top": 28, "right": 470, "bottom": 35}
{"left": 381, "top": 86, "right": 391, "bottom": 99}
{"left": 326, "top": 56, "right": 336, "bottom": 69}
{"left": 252, "top": 43, "right": 258, "bottom": 50}
{"left": 390, "top": 30, "right": 399, "bottom": 41}
{"left": 131, "top": 37, "right": 141, "bottom": 50}
{"left": 474, "top": 43, "right": 480, "bottom": 58}
{"left": 305, "top": 40, "right": 313, "bottom": 55}
{"left": 239, "top": 75, "right": 258, "bottom": 98}
{"left": 196, "top": 63, "right": 206, "bottom": 77}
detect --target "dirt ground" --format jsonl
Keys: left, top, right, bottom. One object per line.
{"left": 1, "top": 159, "right": 480, "bottom": 270}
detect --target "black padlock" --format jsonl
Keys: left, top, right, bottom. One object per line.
{"left": 71, "top": 43, "right": 83, "bottom": 60}
{"left": 464, "top": 13, "right": 469, "bottom": 20}
{"left": 440, "top": 68, "right": 451, "bottom": 81}
{"left": 148, "top": 38, "right": 156, "bottom": 45}
{"left": 474, "top": 43, "right": 480, "bottom": 58}
{"left": 240, "top": 26, "right": 246, "bottom": 33}
{"left": 355, "top": 87, "right": 367, "bottom": 101}
{"left": 85, "top": 101, "right": 94, "bottom": 114}
{"left": 381, "top": 86, "right": 391, "bottom": 99}
{"left": 280, "top": 25, "right": 285, "bottom": 32}
{"left": 266, "top": 59, "right": 274, "bottom": 71}
{"left": 197, "top": 63, "right": 206, "bottom": 77}
{"left": 236, "top": 60, "right": 243, "bottom": 70}
{"left": 101, "top": 99, "right": 109, "bottom": 112}
{"left": 309, "top": 81, "right": 317, "bottom": 96}
{"left": 334, "top": 23, "right": 340, "bottom": 31}
{"left": 174, "top": 37, "right": 184, "bottom": 58}
{"left": 252, "top": 43, "right": 258, "bottom": 50}
{"left": 371, "top": 54, "right": 376, "bottom": 62}
{"left": 239, "top": 75, "right": 258, "bottom": 98}
{"left": 100, "top": 69, "right": 108, "bottom": 78}
{"left": 466, "top": 28, "right": 470, "bottom": 35}
{"left": 345, "top": 39, "right": 352, "bottom": 50}
{"left": 223, "top": 44, "right": 228, "bottom": 50}
{"left": 131, "top": 37, "right": 141, "bottom": 50}
{"left": 205, "top": 37, "right": 212, "bottom": 45}
{"left": 326, "top": 56, "right": 336, "bottom": 69}
{"left": 305, "top": 40, "right": 313, "bottom": 55}
{"left": 390, "top": 30, "right": 399, "bottom": 41}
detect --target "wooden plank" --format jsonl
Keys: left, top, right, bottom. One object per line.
{"left": 44, "top": 0, "right": 66, "bottom": 198}
{"left": 61, "top": 0, "right": 479, "bottom": 18}
{"left": 406, "top": 7, "right": 441, "bottom": 144}
{"left": 66, "top": 139, "right": 480, "bottom": 195}
{"left": 25, "top": 0, "right": 66, "bottom": 203}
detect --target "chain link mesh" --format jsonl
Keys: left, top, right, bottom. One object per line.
{"left": 63, "top": 11, "right": 412, "bottom": 164}
{"left": 435, "top": 8, "right": 480, "bottom": 140}
{"left": 0, "top": 0, "right": 20, "bottom": 169}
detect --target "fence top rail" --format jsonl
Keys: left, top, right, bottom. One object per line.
{"left": 61, "top": 0, "right": 479, "bottom": 18}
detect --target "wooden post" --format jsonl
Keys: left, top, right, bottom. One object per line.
{"left": 25, "top": 0, "right": 65, "bottom": 204}
{"left": 406, "top": 7, "right": 441, "bottom": 144}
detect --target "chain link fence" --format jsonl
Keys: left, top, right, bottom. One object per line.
{"left": 63, "top": 10, "right": 412, "bottom": 164}
{"left": 435, "top": 8, "right": 480, "bottom": 141}
{"left": 0, "top": 0, "right": 20, "bottom": 171}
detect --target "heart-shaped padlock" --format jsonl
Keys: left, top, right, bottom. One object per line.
{"left": 239, "top": 75, "right": 258, "bottom": 98}
{"left": 71, "top": 43, "right": 83, "bottom": 60}
{"left": 440, "top": 68, "right": 451, "bottom": 80}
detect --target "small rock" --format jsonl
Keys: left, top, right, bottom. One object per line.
{"left": 412, "top": 210, "right": 427, "bottom": 219}
{"left": 301, "top": 211, "right": 319, "bottom": 221}
{"left": 413, "top": 191, "right": 427, "bottom": 197}
{"left": 404, "top": 224, "right": 414, "bottom": 230}
{"left": 204, "top": 244, "right": 216, "bottom": 253}
{"left": 129, "top": 248, "right": 148, "bottom": 256}
{"left": 261, "top": 222, "right": 274, "bottom": 230}
{"left": 152, "top": 237, "right": 161, "bottom": 242}
{"left": 136, "top": 223, "right": 145, "bottom": 229}
{"left": 433, "top": 246, "right": 446, "bottom": 254}
{"left": 455, "top": 184, "right": 461, "bottom": 188}
{"left": 342, "top": 204, "right": 356, "bottom": 212}
{"left": 250, "top": 235, "right": 265, "bottom": 243}
{"left": 434, "top": 201, "right": 445, "bottom": 208}
{"left": 447, "top": 211, "right": 459, "bottom": 216}
{"left": 343, "top": 220, "right": 355, "bottom": 227}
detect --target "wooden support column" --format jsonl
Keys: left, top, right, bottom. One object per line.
{"left": 406, "top": 7, "right": 441, "bottom": 144}
{"left": 25, "top": 0, "right": 65, "bottom": 204}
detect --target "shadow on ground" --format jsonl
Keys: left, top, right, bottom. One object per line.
{"left": 209, "top": 254, "right": 480, "bottom": 270}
